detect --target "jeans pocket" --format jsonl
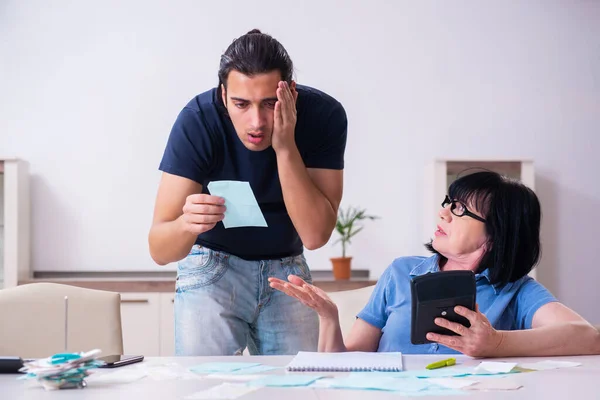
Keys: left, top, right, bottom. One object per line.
{"left": 176, "top": 245, "right": 228, "bottom": 292}
{"left": 284, "top": 255, "right": 312, "bottom": 284}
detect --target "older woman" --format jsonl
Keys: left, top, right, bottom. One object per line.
{"left": 269, "top": 171, "right": 600, "bottom": 357}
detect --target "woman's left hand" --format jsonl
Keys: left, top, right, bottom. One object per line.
{"left": 427, "top": 304, "right": 504, "bottom": 357}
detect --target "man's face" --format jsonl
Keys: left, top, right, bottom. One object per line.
{"left": 221, "top": 70, "right": 281, "bottom": 151}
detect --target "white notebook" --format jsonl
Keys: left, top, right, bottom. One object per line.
{"left": 286, "top": 351, "right": 403, "bottom": 372}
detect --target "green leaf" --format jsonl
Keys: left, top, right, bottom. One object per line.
{"left": 332, "top": 206, "right": 379, "bottom": 256}
{"left": 347, "top": 226, "right": 364, "bottom": 239}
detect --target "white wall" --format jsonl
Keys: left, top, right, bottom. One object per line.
{"left": 1, "top": 1, "right": 599, "bottom": 322}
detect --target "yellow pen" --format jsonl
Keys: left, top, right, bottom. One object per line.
{"left": 425, "top": 357, "right": 456, "bottom": 370}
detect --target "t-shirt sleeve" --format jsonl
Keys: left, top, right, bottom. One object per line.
{"left": 303, "top": 102, "right": 348, "bottom": 170}
{"left": 512, "top": 277, "right": 558, "bottom": 329}
{"left": 158, "top": 107, "right": 215, "bottom": 184}
{"left": 356, "top": 266, "right": 393, "bottom": 329}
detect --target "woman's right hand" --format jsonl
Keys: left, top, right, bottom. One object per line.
{"left": 269, "top": 275, "right": 339, "bottom": 320}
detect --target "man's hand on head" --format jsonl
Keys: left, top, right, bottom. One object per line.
{"left": 271, "top": 81, "right": 298, "bottom": 153}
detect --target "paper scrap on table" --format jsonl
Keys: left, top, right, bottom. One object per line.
{"left": 185, "top": 382, "right": 259, "bottom": 399}
{"left": 247, "top": 374, "right": 324, "bottom": 387}
{"left": 146, "top": 365, "right": 198, "bottom": 381}
{"left": 349, "top": 368, "right": 472, "bottom": 379}
{"left": 518, "top": 360, "right": 582, "bottom": 371}
{"left": 425, "top": 378, "right": 478, "bottom": 389}
{"left": 227, "top": 365, "right": 278, "bottom": 374}
{"left": 86, "top": 370, "right": 148, "bottom": 385}
{"left": 474, "top": 361, "right": 518, "bottom": 374}
{"left": 310, "top": 378, "right": 336, "bottom": 388}
{"left": 207, "top": 181, "right": 267, "bottom": 229}
{"left": 147, "top": 367, "right": 200, "bottom": 381}
{"left": 206, "top": 374, "right": 267, "bottom": 382}
{"left": 128, "top": 361, "right": 201, "bottom": 381}
{"left": 464, "top": 379, "right": 523, "bottom": 391}
{"left": 325, "top": 376, "right": 431, "bottom": 392}
{"left": 391, "top": 368, "right": 474, "bottom": 379}
{"left": 189, "top": 362, "right": 261, "bottom": 374}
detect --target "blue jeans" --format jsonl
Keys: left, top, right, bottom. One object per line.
{"left": 174, "top": 245, "right": 319, "bottom": 356}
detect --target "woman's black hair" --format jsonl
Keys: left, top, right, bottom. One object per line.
{"left": 426, "top": 170, "right": 542, "bottom": 286}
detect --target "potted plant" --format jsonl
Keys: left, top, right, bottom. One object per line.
{"left": 331, "top": 206, "right": 378, "bottom": 280}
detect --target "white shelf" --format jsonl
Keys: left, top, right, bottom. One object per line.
{"left": 0, "top": 159, "right": 30, "bottom": 289}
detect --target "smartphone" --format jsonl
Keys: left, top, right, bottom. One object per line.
{"left": 98, "top": 355, "right": 144, "bottom": 368}
{"left": 410, "top": 270, "right": 476, "bottom": 345}
{"left": 0, "top": 357, "right": 24, "bottom": 374}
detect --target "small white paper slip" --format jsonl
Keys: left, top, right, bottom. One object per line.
{"left": 86, "top": 370, "right": 148, "bottom": 385}
{"left": 464, "top": 379, "right": 523, "bottom": 391}
{"left": 129, "top": 362, "right": 201, "bottom": 381}
{"left": 310, "top": 378, "right": 336, "bottom": 388}
{"left": 474, "top": 361, "right": 518, "bottom": 374}
{"left": 425, "top": 378, "right": 479, "bottom": 389}
{"left": 184, "top": 383, "right": 259, "bottom": 400}
{"left": 518, "top": 360, "right": 582, "bottom": 370}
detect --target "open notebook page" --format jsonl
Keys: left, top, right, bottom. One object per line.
{"left": 286, "top": 351, "right": 403, "bottom": 372}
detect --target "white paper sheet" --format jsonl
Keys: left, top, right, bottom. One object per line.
{"left": 185, "top": 383, "right": 260, "bottom": 399}
{"left": 86, "top": 370, "right": 148, "bottom": 385}
{"left": 206, "top": 374, "right": 267, "bottom": 382}
{"left": 425, "top": 378, "right": 479, "bottom": 389}
{"left": 474, "top": 361, "right": 518, "bottom": 374}
{"left": 518, "top": 360, "right": 581, "bottom": 370}
{"left": 465, "top": 379, "right": 523, "bottom": 391}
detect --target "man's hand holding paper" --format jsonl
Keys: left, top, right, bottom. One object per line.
{"left": 207, "top": 181, "right": 268, "bottom": 229}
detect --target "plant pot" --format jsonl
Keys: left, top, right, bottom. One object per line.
{"left": 330, "top": 257, "right": 352, "bottom": 280}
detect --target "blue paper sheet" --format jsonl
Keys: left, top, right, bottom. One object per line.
{"left": 227, "top": 365, "right": 279, "bottom": 374}
{"left": 189, "top": 362, "right": 261, "bottom": 374}
{"left": 349, "top": 366, "right": 481, "bottom": 379}
{"left": 207, "top": 181, "right": 267, "bottom": 229}
{"left": 326, "top": 376, "right": 430, "bottom": 392}
{"left": 247, "top": 374, "right": 324, "bottom": 387}
{"left": 397, "top": 367, "right": 475, "bottom": 378}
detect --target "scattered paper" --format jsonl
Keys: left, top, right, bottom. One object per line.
{"left": 125, "top": 361, "right": 201, "bottom": 381}
{"left": 474, "top": 362, "right": 518, "bottom": 374}
{"left": 189, "top": 362, "right": 261, "bottom": 374}
{"left": 18, "top": 349, "right": 104, "bottom": 390}
{"left": 147, "top": 367, "right": 200, "bottom": 381}
{"left": 425, "top": 378, "right": 478, "bottom": 389}
{"left": 466, "top": 374, "right": 510, "bottom": 379}
{"left": 310, "top": 378, "right": 337, "bottom": 388}
{"left": 518, "top": 360, "right": 581, "bottom": 371}
{"left": 392, "top": 368, "right": 474, "bottom": 379}
{"left": 227, "top": 365, "right": 278, "bottom": 374}
{"left": 247, "top": 374, "right": 324, "bottom": 387}
{"left": 206, "top": 374, "right": 267, "bottom": 382}
{"left": 86, "top": 370, "right": 147, "bottom": 385}
{"left": 207, "top": 181, "right": 267, "bottom": 228}
{"left": 185, "top": 382, "right": 259, "bottom": 399}
{"left": 464, "top": 379, "right": 523, "bottom": 391}
{"left": 325, "top": 376, "right": 430, "bottom": 392}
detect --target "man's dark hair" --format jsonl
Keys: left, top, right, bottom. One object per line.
{"left": 218, "top": 29, "right": 294, "bottom": 89}
{"left": 426, "top": 171, "right": 542, "bottom": 286}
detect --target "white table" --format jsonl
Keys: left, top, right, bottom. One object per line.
{"left": 1, "top": 354, "right": 599, "bottom": 399}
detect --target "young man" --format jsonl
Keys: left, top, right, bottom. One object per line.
{"left": 149, "top": 29, "right": 348, "bottom": 356}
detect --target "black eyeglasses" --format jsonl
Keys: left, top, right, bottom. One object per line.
{"left": 442, "top": 195, "right": 486, "bottom": 223}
